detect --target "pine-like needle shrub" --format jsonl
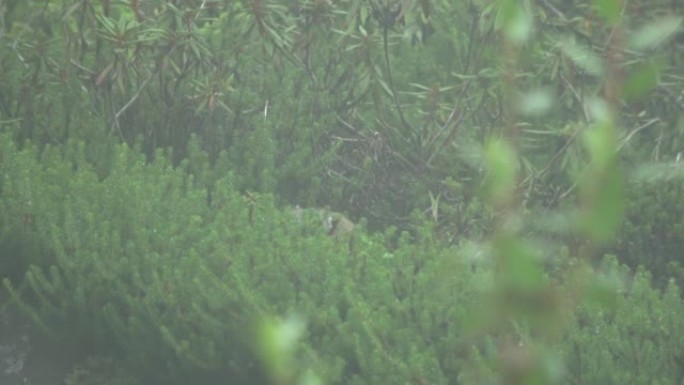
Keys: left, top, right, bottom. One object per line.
{"left": 561, "top": 255, "right": 684, "bottom": 385}
{"left": 615, "top": 176, "right": 684, "bottom": 287}
{"left": 0, "top": 133, "right": 484, "bottom": 384}
{"left": 2, "top": 131, "right": 684, "bottom": 385}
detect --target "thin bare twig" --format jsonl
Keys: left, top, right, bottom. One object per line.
{"left": 109, "top": 73, "right": 154, "bottom": 139}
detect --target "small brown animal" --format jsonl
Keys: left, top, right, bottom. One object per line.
{"left": 324, "top": 212, "right": 355, "bottom": 237}
{"left": 292, "top": 205, "right": 355, "bottom": 237}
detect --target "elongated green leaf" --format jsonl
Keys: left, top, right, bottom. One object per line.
{"left": 560, "top": 39, "right": 605, "bottom": 76}
{"left": 581, "top": 166, "right": 624, "bottom": 243}
{"left": 592, "top": 0, "right": 622, "bottom": 24}
{"left": 517, "top": 88, "right": 554, "bottom": 116}
{"left": 500, "top": 1, "right": 534, "bottom": 44}
{"left": 623, "top": 60, "right": 661, "bottom": 100}
{"left": 483, "top": 138, "right": 518, "bottom": 205}
{"left": 630, "top": 16, "right": 683, "bottom": 50}
{"left": 580, "top": 121, "right": 624, "bottom": 243}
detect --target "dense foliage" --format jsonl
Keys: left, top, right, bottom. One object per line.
{"left": 2, "top": 0, "right": 683, "bottom": 232}
{"left": 615, "top": 174, "right": 684, "bottom": 288}
{"left": 0, "top": 133, "right": 486, "bottom": 383}
{"left": 2, "top": 133, "right": 684, "bottom": 385}
{"left": 1, "top": 0, "right": 683, "bottom": 384}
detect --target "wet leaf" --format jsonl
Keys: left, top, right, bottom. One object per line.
{"left": 622, "top": 60, "right": 661, "bottom": 100}
{"left": 630, "top": 16, "right": 683, "bottom": 50}
{"left": 560, "top": 40, "right": 605, "bottom": 76}
{"left": 517, "top": 88, "right": 554, "bottom": 116}
{"left": 592, "top": 0, "right": 622, "bottom": 24}
{"left": 483, "top": 139, "right": 518, "bottom": 205}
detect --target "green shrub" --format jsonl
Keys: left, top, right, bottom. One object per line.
{"left": 615, "top": 175, "right": 684, "bottom": 287}
{"left": 3, "top": 132, "right": 684, "bottom": 385}
{"left": 0, "top": 133, "right": 483, "bottom": 384}
{"left": 561, "top": 255, "right": 684, "bottom": 385}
